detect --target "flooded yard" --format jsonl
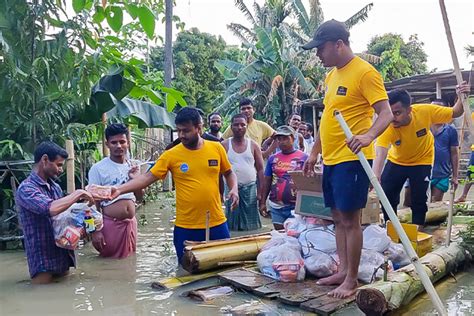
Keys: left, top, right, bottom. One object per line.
{"left": 1, "top": 193, "right": 473, "bottom": 315}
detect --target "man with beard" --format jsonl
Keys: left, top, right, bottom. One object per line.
{"left": 222, "top": 114, "right": 264, "bottom": 231}
{"left": 302, "top": 19, "right": 393, "bottom": 298}
{"left": 88, "top": 123, "right": 143, "bottom": 259}
{"left": 203, "top": 112, "right": 223, "bottom": 141}
{"left": 108, "top": 107, "right": 239, "bottom": 263}
{"left": 374, "top": 85, "right": 469, "bottom": 226}
{"left": 16, "top": 141, "right": 94, "bottom": 284}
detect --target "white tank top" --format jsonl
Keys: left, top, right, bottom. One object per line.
{"left": 227, "top": 138, "right": 256, "bottom": 185}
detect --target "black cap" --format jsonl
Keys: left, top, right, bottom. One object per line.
{"left": 302, "top": 19, "right": 349, "bottom": 50}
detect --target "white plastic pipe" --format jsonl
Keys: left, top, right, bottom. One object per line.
{"left": 445, "top": 188, "right": 455, "bottom": 247}
{"left": 334, "top": 111, "right": 447, "bottom": 316}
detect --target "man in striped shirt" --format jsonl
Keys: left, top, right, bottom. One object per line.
{"left": 16, "top": 141, "right": 94, "bottom": 284}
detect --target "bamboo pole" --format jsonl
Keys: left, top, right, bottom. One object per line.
{"left": 205, "top": 210, "right": 210, "bottom": 242}
{"left": 439, "top": 0, "right": 474, "bottom": 141}
{"left": 102, "top": 113, "right": 109, "bottom": 157}
{"left": 65, "top": 139, "right": 75, "bottom": 194}
{"left": 334, "top": 111, "right": 447, "bottom": 316}
{"left": 446, "top": 188, "right": 455, "bottom": 246}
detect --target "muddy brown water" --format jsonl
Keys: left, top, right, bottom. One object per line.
{"left": 1, "top": 194, "right": 473, "bottom": 315}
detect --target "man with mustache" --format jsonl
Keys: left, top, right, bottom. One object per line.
{"left": 16, "top": 141, "right": 94, "bottom": 284}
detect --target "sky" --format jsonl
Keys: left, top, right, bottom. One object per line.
{"left": 168, "top": 0, "right": 473, "bottom": 71}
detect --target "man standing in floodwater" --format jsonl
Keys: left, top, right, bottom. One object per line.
{"left": 88, "top": 123, "right": 143, "bottom": 259}
{"left": 108, "top": 107, "right": 239, "bottom": 263}
{"left": 16, "top": 141, "right": 94, "bottom": 284}
{"left": 222, "top": 113, "right": 265, "bottom": 231}
{"left": 302, "top": 20, "right": 393, "bottom": 298}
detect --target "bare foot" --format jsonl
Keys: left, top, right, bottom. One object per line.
{"left": 316, "top": 272, "right": 346, "bottom": 286}
{"left": 327, "top": 278, "right": 358, "bottom": 299}
{"left": 455, "top": 197, "right": 466, "bottom": 203}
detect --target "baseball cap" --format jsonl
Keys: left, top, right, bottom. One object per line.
{"left": 275, "top": 125, "right": 295, "bottom": 137}
{"left": 302, "top": 19, "right": 349, "bottom": 50}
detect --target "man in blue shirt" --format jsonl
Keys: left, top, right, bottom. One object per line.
{"left": 430, "top": 99, "right": 459, "bottom": 201}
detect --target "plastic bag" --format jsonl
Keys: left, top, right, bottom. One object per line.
{"left": 362, "top": 225, "right": 391, "bottom": 253}
{"left": 283, "top": 215, "right": 307, "bottom": 237}
{"left": 52, "top": 203, "right": 103, "bottom": 250}
{"left": 304, "top": 251, "right": 338, "bottom": 278}
{"left": 298, "top": 225, "right": 336, "bottom": 256}
{"left": 358, "top": 249, "right": 392, "bottom": 283}
{"left": 257, "top": 231, "right": 305, "bottom": 282}
{"left": 385, "top": 242, "right": 411, "bottom": 269}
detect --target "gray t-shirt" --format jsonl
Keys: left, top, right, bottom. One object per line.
{"left": 88, "top": 157, "right": 136, "bottom": 207}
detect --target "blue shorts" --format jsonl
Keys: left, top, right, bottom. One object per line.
{"left": 468, "top": 151, "right": 474, "bottom": 180}
{"left": 323, "top": 160, "right": 371, "bottom": 212}
{"left": 269, "top": 205, "right": 294, "bottom": 225}
{"left": 431, "top": 177, "right": 449, "bottom": 192}
{"left": 173, "top": 221, "right": 230, "bottom": 264}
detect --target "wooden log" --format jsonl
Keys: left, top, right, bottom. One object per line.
{"left": 356, "top": 242, "right": 469, "bottom": 314}
{"left": 397, "top": 202, "right": 450, "bottom": 223}
{"left": 65, "top": 139, "right": 75, "bottom": 194}
{"left": 182, "top": 235, "right": 271, "bottom": 274}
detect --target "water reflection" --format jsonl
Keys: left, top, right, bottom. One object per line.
{"left": 1, "top": 195, "right": 472, "bottom": 315}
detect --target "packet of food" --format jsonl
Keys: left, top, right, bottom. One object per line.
{"left": 86, "top": 184, "right": 112, "bottom": 200}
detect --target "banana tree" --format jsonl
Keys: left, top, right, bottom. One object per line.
{"left": 215, "top": 27, "right": 316, "bottom": 125}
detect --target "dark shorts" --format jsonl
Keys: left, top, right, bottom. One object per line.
{"left": 173, "top": 221, "right": 230, "bottom": 264}
{"left": 323, "top": 160, "right": 371, "bottom": 212}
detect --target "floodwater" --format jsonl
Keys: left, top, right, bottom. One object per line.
{"left": 1, "top": 193, "right": 473, "bottom": 315}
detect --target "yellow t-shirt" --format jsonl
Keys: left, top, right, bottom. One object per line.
{"left": 222, "top": 119, "right": 274, "bottom": 145}
{"left": 320, "top": 56, "right": 388, "bottom": 165}
{"left": 150, "top": 140, "right": 231, "bottom": 229}
{"left": 377, "top": 104, "right": 453, "bottom": 166}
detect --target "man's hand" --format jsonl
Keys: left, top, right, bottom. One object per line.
{"left": 110, "top": 187, "right": 121, "bottom": 200}
{"left": 346, "top": 133, "right": 374, "bottom": 154}
{"left": 451, "top": 177, "right": 459, "bottom": 192}
{"left": 456, "top": 81, "right": 470, "bottom": 96}
{"left": 91, "top": 231, "right": 106, "bottom": 252}
{"left": 303, "top": 154, "right": 317, "bottom": 176}
{"left": 259, "top": 203, "right": 269, "bottom": 217}
{"left": 227, "top": 189, "right": 239, "bottom": 211}
{"left": 76, "top": 189, "right": 95, "bottom": 206}
{"left": 128, "top": 165, "right": 140, "bottom": 180}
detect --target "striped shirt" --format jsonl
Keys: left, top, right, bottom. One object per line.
{"left": 16, "top": 171, "right": 75, "bottom": 278}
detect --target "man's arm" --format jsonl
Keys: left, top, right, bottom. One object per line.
{"left": 49, "top": 190, "right": 95, "bottom": 216}
{"left": 252, "top": 141, "right": 265, "bottom": 200}
{"left": 111, "top": 172, "right": 159, "bottom": 199}
{"left": 373, "top": 146, "right": 389, "bottom": 182}
{"left": 450, "top": 145, "right": 459, "bottom": 190}
{"left": 452, "top": 81, "right": 470, "bottom": 118}
{"left": 347, "top": 100, "right": 393, "bottom": 154}
{"left": 223, "top": 169, "right": 239, "bottom": 210}
{"left": 303, "top": 131, "right": 322, "bottom": 176}
{"left": 262, "top": 137, "right": 278, "bottom": 159}
{"left": 298, "top": 133, "right": 305, "bottom": 151}
{"left": 259, "top": 176, "right": 272, "bottom": 217}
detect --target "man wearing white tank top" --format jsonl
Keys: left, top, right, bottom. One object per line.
{"left": 222, "top": 114, "right": 265, "bottom": 231}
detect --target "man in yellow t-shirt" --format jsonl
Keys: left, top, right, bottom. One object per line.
{"left": 302, "top": 19, "right": 393, "bottom": 299}
{"left": 222, "top": 98, "right": 275, "bottom": 146}
{"left": 373, "top": 85, "right": 469, "bottom": 225}
{"left": 110, "top": 108, "right": 239, "bottom": 263}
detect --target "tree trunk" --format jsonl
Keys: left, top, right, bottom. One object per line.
{"left": 356, "top": 242, "right": 469, "bottom": 315}
{"left": 398, "top": 202, "right": 450, "bottom": 223}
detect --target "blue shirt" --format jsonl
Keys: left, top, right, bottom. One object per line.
{"left": 16, "top": 172, "right": 75, "bottom": 278}
{"left": 432, "top": 124, "right": 458, "bottom": 178}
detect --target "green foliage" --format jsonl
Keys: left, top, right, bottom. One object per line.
{"left": 150, "top": 28, "right": 245, "bottom": 114}
{"left": 366, "top": 33, "right": 428, "bottom": 81}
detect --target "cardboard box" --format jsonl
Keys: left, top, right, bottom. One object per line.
{"left": 290, "top": 171, "right": 381, "bottom": 224}
{"left": 386, "top": 221, "right": 433, "bottom": 257}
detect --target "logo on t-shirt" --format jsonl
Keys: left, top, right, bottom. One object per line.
{"left": 395, "top": 139, "right": 401, "bottom": 146}
{"left": 336, "top": 86, "right": 348, "bottom": 96}
{"left": 208, "top": 159, "right": 218, "bottom": 167}
{"left": 180, "top": 163, "right": 189, "bottom": 172}
{"left": 416, "top": 128, "right": 427, "bottom": 137}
